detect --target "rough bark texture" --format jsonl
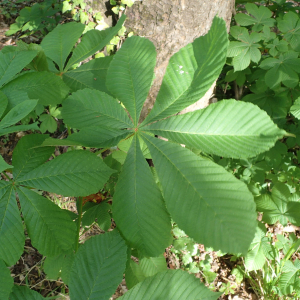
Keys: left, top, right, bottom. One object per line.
{"left": 86, "top": 0, "right": 235, "bottom": 121}
{"left": 126, "top": 0, "right": 234, "bottom": 121}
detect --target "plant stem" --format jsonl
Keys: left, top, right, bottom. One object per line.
{"left": 75, "top": 197, "right": 83, "bottom": 253}
{"left": 1, "top": 172, "right": 12, "bottom": 181}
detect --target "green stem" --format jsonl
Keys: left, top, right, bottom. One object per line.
{"left": 75, "top": 197, "right": 83, "bottom": 252}
{"left": 67, "top": 125, "right": 72, "bottom": 136}
{"left": 1, "top": 172, "right": 12, "bottom": 181}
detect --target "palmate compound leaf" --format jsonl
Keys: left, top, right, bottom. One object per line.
{"left": 141, "top": 134, "right": 256, "bottom": 254}
{"left": 68, "top": 230, "right": 127, "bottom": 300}
{"left": 260, "top": 51, "right": 300, "bottom": 89}
{"left": 112, "top": 134, "right": 172, "bottom": 257}
{"left": 227, "top": 26, "right": 261, "bottom": 72}
{"left": 141, "top": 16, "right": 228, "bottom": 125}
{"left": 0, "top": 259, "right": 13, "bottom": 299}
{"left": 106, "top": 35, "right": 156, "bottom": 126}
{"left": 0, "top": 182, "right": 24, "bottom": 266}
{"left": 16, "top": 150, "right": 114, "bottom": 197}
{"left": 120, "top": 269, "right": 220, "bottom": 300}
{"left": 234, "top": 3, "right": 275, "bottom": 31}
{"left": 143, "top": 100, "right": 286, "bottom": 159}
{"left": 256, "top": 183, "right": 300, "bottom": 226}
{"left": 17, "top": 187, "right": 77, "bottom": 257}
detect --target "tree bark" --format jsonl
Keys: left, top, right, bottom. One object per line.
{"left": 125, "top": 0, "right": 235, "bottom": 121}
{"left": 86, "top": 0, "right": 235, "bottom": 121}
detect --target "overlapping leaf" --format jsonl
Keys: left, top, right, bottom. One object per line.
{"left": 17, "top": 187, "right": 77, "bottom": 256}
{"left": 62, "top": 89, "right": 132, "bottom": 129}
{"left": 9, "top": 285, "right": 44, "bottom": 300}
{"left": 12, "top": 134, "right": 55, "bottom": 181}
{"left": 142, "top": 17, "right": 228, "bottom": 125}
{"left": 62, "top": 56, "right": 113, "bottom": 94}
{"left": 106, "top": 36, "right": 156, "bottom": 126}
{"left": 41, "top": 22, "right": 85, "bottom": 71}
{"left": 0, "top": 259, "right": 13, "bottom": 299}
{"left": 120, "top": 269, "right": 220, "bottom": 300}
{"left": 64, "top": 15, "right": 126, "bottom": 71}
{"left": 2, "top": 71, "right": 70, "bottom": 106}
{"left": 16, "top": 150, "right": 114, "bottom": 197}
{"left": 142, "top": 134, "right": 256, "bottom": 254}
{"left": 0, "top": 50, "right": 37, "bottom": 87}
{"left": 144, "top": 100, "right": 286, "bottom": 159}
{"left": 68, "top": 231, "right": 127, "bottom": 300}
{"left": 0, "top": 182, "right": 24, "bottom": 266}
{"left": 113, "top": 135, "right": 172, "bottom": 257}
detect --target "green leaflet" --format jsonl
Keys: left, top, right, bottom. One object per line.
{"left": 64, "top": 15, "right": 126, "bottom": 71}
{"left": 142, "top": 17, "right": 228, "bottom": 125}
{"left": 0, "top": 259, "right": 13, "bottom": 298}
{"left": 12, "top": 134, "right": 55, "bottom": 181}
{"left": 68, "top": 231, "right": 127, "bottom": 300}
{"left": 120, "top": 269, "right": 220, "bottom": 300}
{"left": 0, "top": 156, "right": 11, "bottom": 173}
{"left": 0, "top": 50, "right": 37, "bottom": 87}
{"left": 62, "top": 56, "right": 113, "bottom": 94}
{"left": 0, "top": 183, "right": 24, "bottom": 266}
{"left": 142, "top": 134, "right": 256, "bottom": 254}
{"left": 112, "top": 135, "right": 172, "bottom": 257}
{"left": 143, "top": 100, "right": 286, "bottom": 159}
{"left": 41, "top": 22, "right": 85, "bottom": 72}
{"left": 0, "top": 99, "right": 37, "bottom": 129}
{"left": 9, "top": 285, "right": 44, "bottom": 300}
{"left": 106, "top": 36, "right": 156, "bottom": 126}
{"left": 62, "top": 89, "right": 132, "bottom": 129}
{"left": 17, "top": 187, "right": 77, "bottom": 256}
{"left": 2, "top": 71, "right": 70, "bottom": 106}
{"left": 16, "top": 150, "right": 114, "bottom": 197}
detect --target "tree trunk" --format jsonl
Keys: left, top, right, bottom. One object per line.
{"left": 86, "top": 0, "right": 235, "bottom": 121}
{"left": 125, "top": 0, "right": 234, "bottom": 121}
